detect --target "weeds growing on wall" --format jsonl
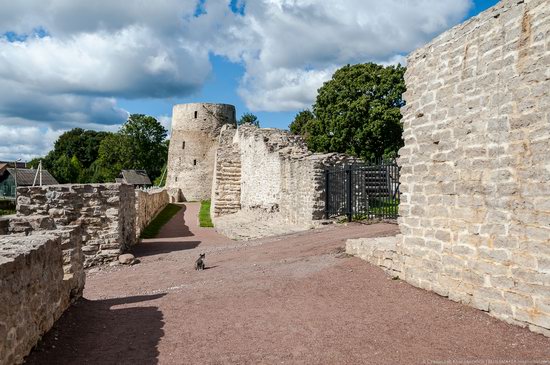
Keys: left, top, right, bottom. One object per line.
{"left": 199, "top": 200, "right": 214, "bottom": 228}
{"left": 0, "top": 209, "right": 15, "bottom": 216}
{"left": 141, "top": 204, "right": 182, "bottom": 238}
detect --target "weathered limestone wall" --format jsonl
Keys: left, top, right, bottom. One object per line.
{"left": 346, "top": 237, "right": 403, "bottom": 278}
{"left": 0, "top": 234, "right": 82, "bottom": 364}
{"left": 15, "top": 184, "right": 136, "bottom": 267}
{"left": 238, "top": 126, "right": 305, "bottom": 213}
{"left": 211, "top": 125, "right": 358, "bottom": 226}
{"left": 348, "top": 0, "right": 550, "bottom": 336}
{"left": 135, "top": 188, "right": 169, "bottom": 238}
{"left": 211, "top": 125, "right": 242, "bottom": 217}
{"left": 279, "top": 153, "right": 358, "bottom": 225}
{"left": 166, "top": 103, "right": 237, "bottom": 202}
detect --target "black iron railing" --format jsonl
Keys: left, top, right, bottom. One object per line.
{"left": 324, "top": 160, "right": 400, "bottom": 221}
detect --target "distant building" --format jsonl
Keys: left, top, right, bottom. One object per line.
{"left": 0, "top": 168, "right": 58, "bottom": 199}
{"left": 116, "top": 170, "right": 152, "bottom": 188}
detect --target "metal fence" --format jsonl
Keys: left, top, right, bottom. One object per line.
{"left": 324, "top": 160, "right": 400, "bottom": 221}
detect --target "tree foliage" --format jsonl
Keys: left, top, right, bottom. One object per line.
{"left": 34, "top": 114, "right": 168, "bottom": 184}
{"left": 95, "top": 114, "right": 168, "bottom": 182}
{"left": 238, "top": 112, "right": 260, "bottom": 127}
{"left": 289, "top": 63, "right": 406, "bottom": 161}
{"left": 289, "top": 109, "right": 315, "bottom": 136}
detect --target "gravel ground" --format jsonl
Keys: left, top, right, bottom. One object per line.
{"left": 25, "top": 203, "right": 550, "bottom": 365}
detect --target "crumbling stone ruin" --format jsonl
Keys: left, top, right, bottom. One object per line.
{"left": 211, "top": 124, "right": 357, "bottom": 228}
{"left": 164, "top": 102, "right": 357, "bottom": 239}
{"left": 0, "top": 230, "right": 85, "bottom": 364}
{"left": 0, "top": 183, "right": 169, "bottom": 363}
{"left": 347, "top": 0, "right": 550, "bottom": 337}
{"left": 12, "top": 184, "right": 136, "bottom": 267}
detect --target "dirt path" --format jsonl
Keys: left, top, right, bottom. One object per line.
{"left": 26, "top": 203, "right": 550, "bottom": 364}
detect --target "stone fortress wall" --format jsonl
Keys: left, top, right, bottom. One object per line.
{"left": 347, "top": 0, "right": 550, "bottom": 336}
{"left": 11, "top": 184, "right": 137, "bottom": 267}
{"left": 166, "top": 103, "right": 237, "bottom": 202}
{"left": 211, "top": 124, "right": 357, "bottom": 227}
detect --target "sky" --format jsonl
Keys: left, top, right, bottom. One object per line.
{"left": 0, "top": 0, "right": 499, "bottom": 161}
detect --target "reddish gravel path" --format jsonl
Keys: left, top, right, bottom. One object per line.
{"left": 26, "top": 203, "right": 550, "bottom": 364}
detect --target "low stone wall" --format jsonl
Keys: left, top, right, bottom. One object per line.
{"left": 135, "top": 188, "right": 169, "bottom": 238}
{"left": 346, "top": 237, "right": 403, "bottom": 278}
{"left": 15, "top": 184, "right": 136, "bottom": 267}
{"left": 0, "top": 233, "right": 84, "bottom": 364}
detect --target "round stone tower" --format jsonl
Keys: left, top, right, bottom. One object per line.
{"left": 166, "top": 103, "right": 236, "bottom": 202}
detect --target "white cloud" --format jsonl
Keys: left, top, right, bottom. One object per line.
{"left": 192, "top": 0, "right": 472, "bottom": 111}
{"left": 0, "top": 125, "right": 63, "bottom": 161}
{"left": 0, "top": 0, "right": 473, "bottom": 159}
{"left": 156, "top": 115, "right": 173, "bottom": 138}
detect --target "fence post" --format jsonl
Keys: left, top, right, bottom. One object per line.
{"left": 324, "top": 169, "right": 329, "bottom": 219}
{"left": 346, "top": 165, "right": 352, "bottom": 222}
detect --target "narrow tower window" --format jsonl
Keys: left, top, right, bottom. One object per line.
{"left": 194, "top": 111, "right": 198, "bottom": 119}
{"left": 193, "top": 159, "right": 197, "bottom": 166}
{"left": 175, "top": 177, "right": 178, "bottom": 182}
{"left": 182, "top": 141, "right": 185, "bottom": 149}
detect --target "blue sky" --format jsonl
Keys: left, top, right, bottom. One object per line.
{"left": 121, "top": 0, "right": 500, "bottom": 130}
{"left": 0, "top": 0, "right": 499, "bottom": 160}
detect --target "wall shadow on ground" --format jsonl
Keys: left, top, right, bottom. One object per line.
{"left": 155, "top": 204, "right": 195, "bottom": 239}
{"left": 24, "top": 294, "right": 166, "bottom": 365}
{"left": 133, "top": 240, "right": 201, "bottom": 257}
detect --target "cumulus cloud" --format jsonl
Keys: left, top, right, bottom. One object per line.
{"left": 0, "top": 0, "right": 473, "bottom": 160}
{"left": 0, "top": 124, "right": 64, "bottom": 161}
{"left": 191, "top": 0, "right": 472, "bottom": 111}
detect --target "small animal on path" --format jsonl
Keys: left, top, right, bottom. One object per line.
{"left": 195, "top": 253, "right": 206, "bottom": 270}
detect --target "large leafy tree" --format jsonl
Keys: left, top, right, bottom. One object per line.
{"left": 95, "top": 133, "right": 133, "bottom": 182}
{"left": 44, "top": 128, "right": 111, "bottom": 168}
{"left": 50, "top": 155, "right": 82, "bottom": 184}
{"left": 38, "top": 128, "right": 111, "bottom": 183}
{"left": 290, "top": 63, "right": 406, "bottom": 161}
{"left": 96, "top": 114, "right": 168, "bottom": 182}
{"left": 121, "top": 114, "right": 168, "bottom": 180}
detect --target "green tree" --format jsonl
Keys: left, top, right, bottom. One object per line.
{"left": 121, "top": 114, "right": 168, "bottom": 181}
{"left": 238, "top": 112, "right": 260, "bottom": 127}
{"left": 95, "top": 114, "right": 168, "bottom": 182}
{"left": 51, "top": 155, "right": 81, "bottom": 183}
{"left": 27, "top": 158, "right": 41, "bottom": 169}
{"left": 43, "top": 128, "right": 111, "bottom": 170}
{"left": 95, "top": 133, "right": 133, "bottom": 182}
{"left": 293, "top": 63, "right": 406, "bottom": 161}
{"left": 289, "top": 109, "right": 315, "bottom": 136}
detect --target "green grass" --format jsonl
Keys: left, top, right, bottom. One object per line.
{"left": 336, "top": 198, "right": 400, "bottom": 222}
{"left": 368, "top": 198, "right": 399, "bottom": 217}
{"left": 199, "top": 200, "right": 214, "bottom": 228}
{"left": 140, "top": 204, "right": 182, "bottom": 239}
{"left": 0, "top": 209, "right": 15, "bottom": 216}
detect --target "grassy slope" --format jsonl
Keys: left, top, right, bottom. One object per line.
{"left": 199, "top": 200, "right": 214, "bottom": 228}
{"left": 140, "top": 204, "right": 182, "bottom": 239}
